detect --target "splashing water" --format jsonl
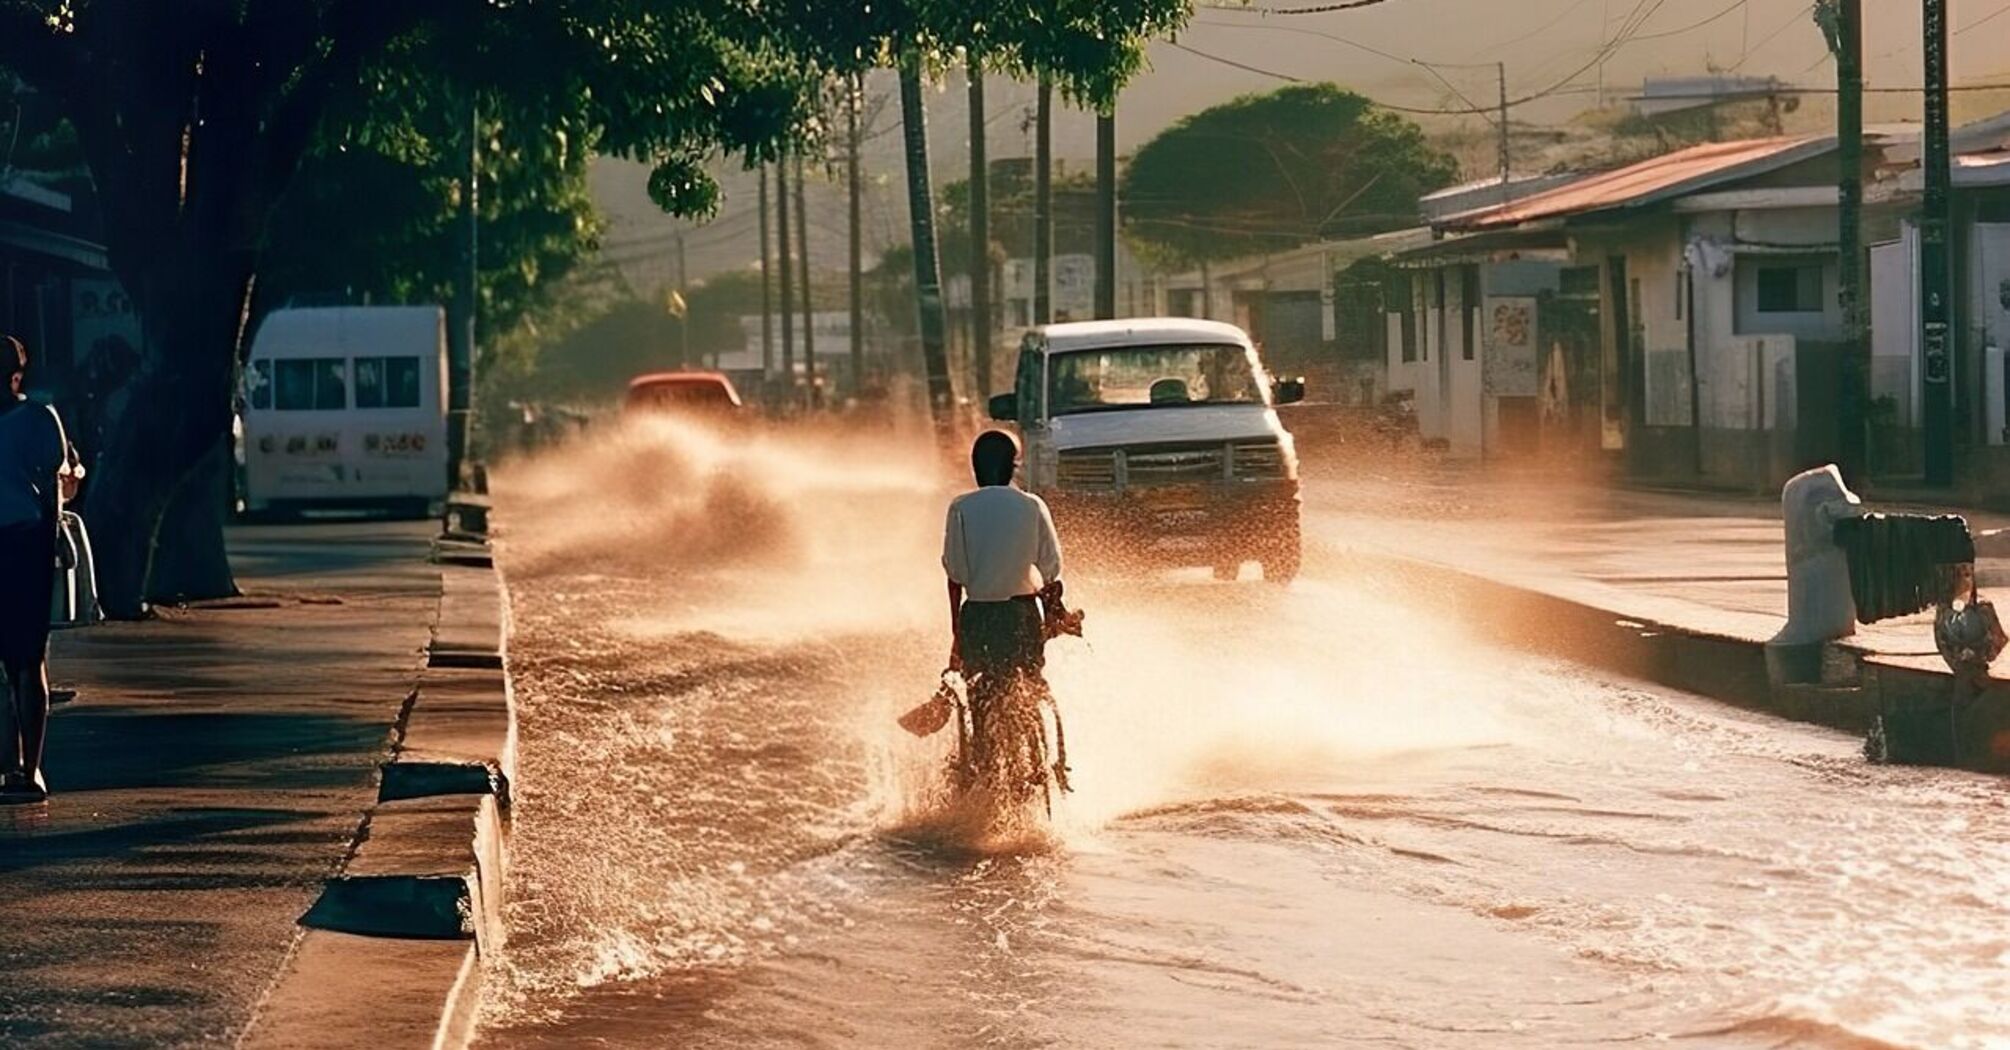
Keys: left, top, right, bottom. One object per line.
{"left": 481, "top": 414, "right": 2010, "bottom": 1050}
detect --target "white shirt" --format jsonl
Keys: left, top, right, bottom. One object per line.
{"left": 942, "top": 485, "right": 1064, "bottom": 602}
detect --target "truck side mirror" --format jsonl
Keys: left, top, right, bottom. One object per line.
{"left": 1273, "top": 378, "right": 1306, "bottom": 406}
{"left": 988, "top": 393, "right": 1018, "bottom": 421}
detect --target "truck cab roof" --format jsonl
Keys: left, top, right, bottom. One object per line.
{"left": 1029, "top": 318, "right": 1254, "bottom": 355}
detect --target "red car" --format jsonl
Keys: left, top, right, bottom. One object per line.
{"left": 624, "top": 371, "right": 744, "bottom": 415}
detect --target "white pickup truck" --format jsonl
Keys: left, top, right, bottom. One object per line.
{"left": 987, "top": 319, "right": 1304, "bottom": 582}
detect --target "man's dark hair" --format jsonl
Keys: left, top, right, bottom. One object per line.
{"left": 971, "top": 429, "right": 1019, "bottom": 487}
{"left": 3, "top": 335, "right": 24, "bottom": 395}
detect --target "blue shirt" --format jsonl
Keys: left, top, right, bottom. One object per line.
{"left": 0, "top": 397, "right": 64, "bottom": 528}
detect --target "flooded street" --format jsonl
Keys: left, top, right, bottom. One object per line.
{"left": 476, "top": 419, "right": 2010, "bottom": 1050}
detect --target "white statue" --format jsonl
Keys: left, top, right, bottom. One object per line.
{"left": 1773, "top": 464, "right": 1863, "bottom": 646}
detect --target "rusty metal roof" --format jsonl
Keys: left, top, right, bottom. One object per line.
{"left": 1445, "top": 135, "right": 1831, "bottom": 231}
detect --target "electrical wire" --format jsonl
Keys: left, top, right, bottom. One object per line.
{"left": 1629, "top": 0, "right": 1749, "bottom": 42}
{"left": 1957, "top": 0, "right": 2010, "bottom": 35}
{"left": 1196, "top": 0, "right": 1404, "bottom": 14}
{"left": 1729, "top": 2, "right": 1816, "bottom": 72}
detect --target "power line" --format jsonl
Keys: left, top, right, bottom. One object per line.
{"left": 1493, "top": 0, "right": 1660, "bottom": 101}
{"left": 1190, "top": 17, "right": 1495, "bottom": 70}
{"left": 1957, "top": 0, "right": 2010, "bottom": 35}
{"left": 1729, "top": 2, "right": 1816, "bottom": 72}
{"left": 1486, "top": 0, "right": 1601, "bottom": 55}
{"left": 1196, "top": 0, "right": 1404, "bottom": 14}
{"left": 1630, "top": 0, "right": 1749, "bottom": 42}
{"left": 1167, "top": 34, "right": 2010, "bottom": 116}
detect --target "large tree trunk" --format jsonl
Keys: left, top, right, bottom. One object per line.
{"left": 899, "top": 57, "right": 953, "bottom": 424}
{"left": 85, "top": 263, "right": 249, "bottom": 617}
{"left": 143, "top": 438, "right": 235, "bottom": 604}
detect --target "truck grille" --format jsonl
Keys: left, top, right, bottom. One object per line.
{"left": 1124, "top": 445, "right": 1227, "bottom": 486}
{"left": 1231, "top": 441, "right": 1288, "bottom": 480}
{"left": 1057, "top": 450, "right": 1118, "bottom": 489}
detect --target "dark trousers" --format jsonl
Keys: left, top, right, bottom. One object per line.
{"left": 959, "top": 598, "right": 1045, "bottom": 686}
{"left": 0, "top": 520, "right": 54, "bottom": 666}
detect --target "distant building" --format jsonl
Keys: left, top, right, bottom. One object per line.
{"left": 1633, "top": 75, "right": 1787, "bottom": 119}
{"left": 1380, "top": 109, "right": 2010, "bottom": 501}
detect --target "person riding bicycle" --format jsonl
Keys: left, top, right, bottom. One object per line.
{"left": 942, "top": 429, "right": 1073, "bottom": 713}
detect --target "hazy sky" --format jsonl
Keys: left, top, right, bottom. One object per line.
{"left": 594, "top": 0, "right": 2010, "bottom": 289}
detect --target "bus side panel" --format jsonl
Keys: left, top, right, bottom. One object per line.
{"left": 241, "top": 307, "right": 449, "bottom": 510}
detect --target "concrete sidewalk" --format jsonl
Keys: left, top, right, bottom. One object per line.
{"left": 1310, "top": 475, "right": 2010, "bottom": 677}
{"left": 0, "top": 521, "right": 438, "bottom": 1049}
{"left": 1308, "top": 474, "right": 2010, "bottom": 770}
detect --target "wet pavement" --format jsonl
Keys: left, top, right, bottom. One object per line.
{"left": 478, "top": 420, "right": 2010, "bottom": 1050}
{"left": 0, "top": 521, "right": 436, "bottom": 1049}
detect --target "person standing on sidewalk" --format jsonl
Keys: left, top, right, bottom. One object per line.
{"left": 0, "top": 334, "right": 77, "bottom": 803}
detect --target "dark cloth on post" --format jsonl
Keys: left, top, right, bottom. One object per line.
{"left": 0, "top": 520, "right": 56, "bottom": 665}
{"left": 1834, "top": 513, "right": 1976, "bottom": 624}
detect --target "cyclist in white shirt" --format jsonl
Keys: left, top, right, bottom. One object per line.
{"left": 942, "top": 430, "right": 1070, "bottom": 692}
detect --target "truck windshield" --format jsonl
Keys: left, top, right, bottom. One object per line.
{"left": 1048, "top": 344, "right": 1262, "bottom": 416}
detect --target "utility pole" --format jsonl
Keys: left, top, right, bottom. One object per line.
{"left": 898, "top": 54, "right": 954, "bottom": 423}
{"left": 446, "top": 93, "right": 478, "bottom": 493}
{"left": 760, "top": 164, "right": 774, "bottom": 378}
{"left": 1496, "top": 63, "right": 1511, "bottom": 186}
{"left": 1827, "top": 0, "right": 1869, "bottom": 480}
{"left": 777, "top": 149, "right": 795, "bottom": 390}
{"left": 968, "top": 60, "right": 994, "bottom": 397}
{"left": 675, "top": 233, "right": 690, "bottom": 365}
{"left": 795, "top": 150, "right": 816, "bottom": 399}
{"left": 1034, "top": 74, "right": 1054, "bottom": 326}
{"left": 1095, "top": 107, "right": 1117, "bottom": 321}
{"left": 848, "top": 74, "right": 865, "bottom": 397}
{"left": 1922, "top": 0, "right": 1955, "bottom": 486}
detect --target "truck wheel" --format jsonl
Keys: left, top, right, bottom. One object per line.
{"left": 1260, "top": 546, "right": 1300, "bottom": 585}
{"left": 1261, "top": 520, "right": 1302, "bottom": 584}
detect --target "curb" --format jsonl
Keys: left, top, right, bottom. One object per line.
{"left": 241, "top": 540, "right": 514, "bottom": 1050}
{"left": 1338, "top": 546, "right": 2010, "bottom": 773}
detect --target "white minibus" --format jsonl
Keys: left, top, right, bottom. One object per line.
{"left": 240, "top": 306, "right": 449, "bottom": 516}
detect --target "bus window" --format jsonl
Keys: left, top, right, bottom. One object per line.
{"left": 249, "top": 360, "right": 273, "bottom": 410}
{"left": 274, "top": 357, "right": 348, "bottom": 410}
{"left": 316, "top": 359, "right": 346, "bottom": 409}
{"left": 355, "top": 356, "right": 422, "bottom": 409}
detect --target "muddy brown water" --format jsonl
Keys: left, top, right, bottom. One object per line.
{"left": 475, "top": 417, "right": 2010, "bottom": 1049}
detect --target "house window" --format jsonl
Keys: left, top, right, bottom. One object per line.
{"left": 1461, "top": 266, "right": 1480, "bottom": 361}
{"left": 1755, "top": 263, "right": 1824, "bottom": 313}
{"left": 1560, "top": 266, "right": 1599, "bottom": 298}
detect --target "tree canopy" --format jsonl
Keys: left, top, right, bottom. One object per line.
{"left": 1122, "top": 84, "right": 1459, "bottom": 268}
{"left": 0, "top": 0, "right": 1191, "bottom": 615}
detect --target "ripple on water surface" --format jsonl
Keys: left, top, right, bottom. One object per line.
{"left": 479, "top": 416, "right": 2010, "bottom": 1049}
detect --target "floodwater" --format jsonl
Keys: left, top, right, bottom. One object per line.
{"left": 477, "top": 416, "right": 2010, "bottom": 1050}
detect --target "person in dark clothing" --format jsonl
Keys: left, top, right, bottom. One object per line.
{"left": 0, "top": 335, "right": 76, "bottom": 802}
